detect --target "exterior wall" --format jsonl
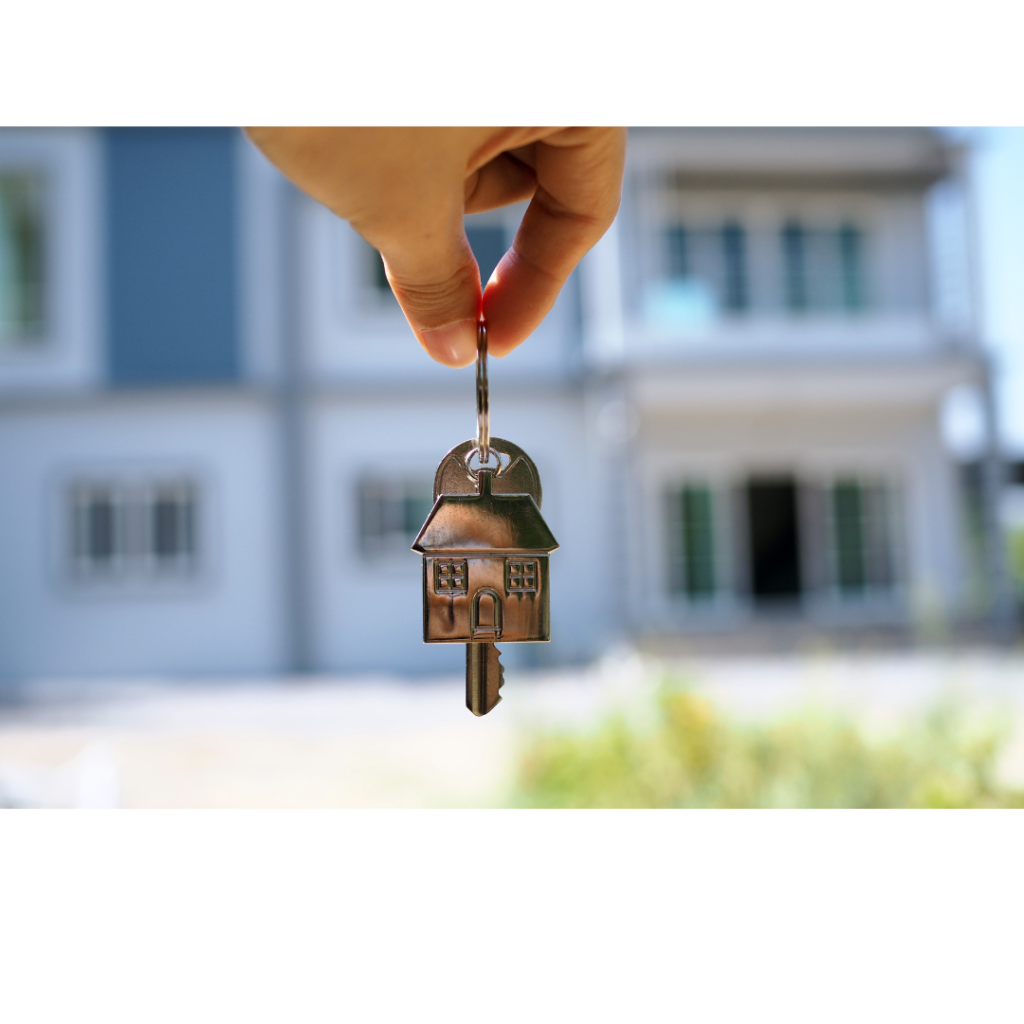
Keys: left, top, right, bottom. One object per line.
{"left": 0, "top": 126, "right": 995, "bottom": 681}
{"left": 0, "top": 394, "right": 285, "bottom": 677}
{"left": 236, "top": 133, "right": 288, "bottom": 385}
{"left": 105, "top": 128, "right": 240, "bottom": 384}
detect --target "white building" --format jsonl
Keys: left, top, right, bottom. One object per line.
{"left": 0, "top": 127, "right": 1006, "bottom": 680}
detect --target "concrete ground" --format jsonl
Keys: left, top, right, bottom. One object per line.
{"left": 2, "top": 647, "right": 1024, "bottom": 808}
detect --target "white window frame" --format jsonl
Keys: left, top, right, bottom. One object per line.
{"left": 823, "top": 473, "right": 904, "bottom": 602}
{"left": 53, "top": 463, "right": 212, "bottom": 597}
{"left": 354, "top": 473, "right": 435, "bottom": 563}
{"left": 637, "top": 452, "right": 743, "bottom": 628}
{"left": 0, "top": 129, "right": 102, "bottom": 391}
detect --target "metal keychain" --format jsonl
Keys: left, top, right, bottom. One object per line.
{"left": 476, "top": 321, "right": 490, "bottom": 465}
{"left": 412, "top": 319, "right": 559, "bottom": 716}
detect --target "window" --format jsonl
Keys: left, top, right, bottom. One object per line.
{"left": 653, "top": 193, "right": 871, "bottom": 323}
{"left": 667, "top": 483, "right": 716, "bottom": 600}
{"left": 0, "top": 172, "right": 45, "bottom": 344}
{"left": 150, "top": 483, "right": 196, "bottom": 565}
{"left": 358, "top": 478, "right": 434, "bottom": 558}
{"left": 782, "top": 221, "right": 807, "bottom": 311}
{"left": 70, "top": 478, "right": 198, "bottom": 579}
{"left": 839, "top": 224, "right": 863, "bottom": 311}
{"left": 365, "top": 224, "right": 507, "bottom": 304}
{"left": 370, "top": 245, "right": 391, "bottom": 292}
{"left": 506, "top": 559, "right": 539, "bottom": 594}
{"left": 829, "top": 479, "right": 895, "bottom": 595}
{"left": 434, "top": 559, "right": 468, "bottom": 595}
{"left": 362, "top": 239, "right": 400, "bottom": 309}
{"left": 465, "top": 224, "right": 506, "bottom": 287}
{"left": 666, "top": 225, "right": 688, "bottom": 279}
{"left": 781, "top": 221, "right": 865, "bottom": 313}
{"left": 658, "top": 221, "right": 747, "bottom": 313}
{"left": 73, "top": 484, "right": 119, "bottom": 571}
{"left": 721, "top": 221, "right": 747, "bottom": 312}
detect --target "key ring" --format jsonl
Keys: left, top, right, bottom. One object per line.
{"left": 476, "top": 320, "right": 489, "bottom": 464}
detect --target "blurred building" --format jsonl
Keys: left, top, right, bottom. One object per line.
{"left": 0, "top": 128, "right": 1008, "bottom": 679}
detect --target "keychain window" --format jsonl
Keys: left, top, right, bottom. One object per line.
{"left": 434, "top": 559, "right": 468, "bottom": 595}
{"left": 506, "top": 559, "right": 539, "bottom": 594}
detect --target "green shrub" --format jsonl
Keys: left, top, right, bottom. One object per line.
{"left": 511, "top": 683, "right": 1024, "bottom": 808}
{"left": 1010, "top": 527, "right": 1024, "bottom": 599}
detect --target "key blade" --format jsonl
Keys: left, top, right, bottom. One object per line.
{"left": 466, "top": 643, "right": 504, "bottom": 717}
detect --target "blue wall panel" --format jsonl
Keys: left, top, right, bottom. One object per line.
{"left": 466, "top": 225, "right": 506, "bottom": 287}
{"left": 106, "top": 128, "right": 238, "bottom": 384}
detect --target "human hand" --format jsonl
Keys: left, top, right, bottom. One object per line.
{"left": 243, "top": 127, "right": 626, "bottom": 367}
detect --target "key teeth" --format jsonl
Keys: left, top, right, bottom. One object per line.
{"left": 466, "top": 642, "right": 504, "bottom": 717}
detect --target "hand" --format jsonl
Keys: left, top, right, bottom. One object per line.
{"left": 244, "top": 127, "right": 626, "bottom": 367}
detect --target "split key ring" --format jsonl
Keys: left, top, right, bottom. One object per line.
{"left": 476, "top": 320, "right": 490, "bottom": 464}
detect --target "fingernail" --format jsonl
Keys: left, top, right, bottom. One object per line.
{"left": 420, "top": 320, "right": 477, "bottom": 367}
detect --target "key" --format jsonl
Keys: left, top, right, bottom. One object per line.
{"left": 466, "top": 642, "right": 504, "bottom": 716}
{"left": 412, "top": 322, "right": 559, "bottom": 716}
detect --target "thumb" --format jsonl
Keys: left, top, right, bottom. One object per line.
{"left": 378, "top": 216, "right": 482, "bottom": 368}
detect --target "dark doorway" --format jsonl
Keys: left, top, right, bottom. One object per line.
{"left": 747, "top": 478, "right": 801, "bottom": 602}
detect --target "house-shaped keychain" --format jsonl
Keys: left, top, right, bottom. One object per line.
{"left": 412, "top": 468, "right": 559, "bottom": 646}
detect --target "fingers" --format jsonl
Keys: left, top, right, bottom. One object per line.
{"left": 380, "top": 151, "right": 537, "bottom": 367}
{"left": 376, "top": 203, "right": 482, "bottom": 368}
{"left": 465, "top": 152, "right": 537, "bottom": 214}
{"left": 481, "top": 128, "right": 626, "bottom": 357}
{"left": 244, "top": 127, "right": 625, "bottom": 368}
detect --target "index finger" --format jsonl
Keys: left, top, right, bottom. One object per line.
{"left": 481, "top": 127, "right": 626, "bottom": 357}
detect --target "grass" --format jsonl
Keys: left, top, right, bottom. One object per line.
{"left": 511, "top": 681, "right": 1024, "bottom": 808}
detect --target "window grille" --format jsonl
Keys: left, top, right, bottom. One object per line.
{"left": 666, "top": 483, "right": 717, "bottom": 600}
{"left": 0, "top": 172, "right": 45, "bottom": 344}
{"left": 434, "top": 559, "right": 468, "bottom": 595}
{"left": 506, "top": 559, "right": 539, "bottom": 594}
{"left": 70, "top": 478, "right": 198, "bottom": 579}
{"left": 358, "top": 478, "right": 434, "bottom": 558}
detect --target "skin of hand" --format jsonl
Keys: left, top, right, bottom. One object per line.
{"left": 243, "top": 127, "right": 627, "bottom": 368}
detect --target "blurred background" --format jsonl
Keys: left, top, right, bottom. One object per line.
{"left": 1, "top": 126, "right": 1023, "bottom": 807}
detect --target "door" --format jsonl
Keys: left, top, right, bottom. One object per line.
{"left": 747, "top": 478, "right": 802, "bottom": 602}
{"left": 471, "top": 588, "right": 503, "bottom": 639}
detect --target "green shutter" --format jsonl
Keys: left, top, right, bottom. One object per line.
{"left": 682, "top": 485, "right": 716, "bottom": 599}
{"left": 833, "top": 481, "right": 866, "bottom": 592}
{"left": 840, "top": 225, "right": 863, "bottom": 311}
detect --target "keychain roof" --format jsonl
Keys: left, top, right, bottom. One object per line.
{"left": 412, "top": 470, "right": 558, "bottom": 554}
